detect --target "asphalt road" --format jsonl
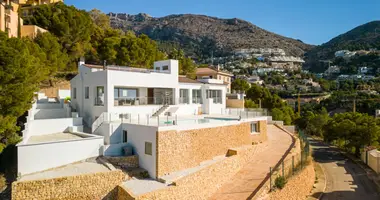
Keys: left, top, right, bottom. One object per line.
{"left": 308, "top": 138, "right": 380, "bottom": 200}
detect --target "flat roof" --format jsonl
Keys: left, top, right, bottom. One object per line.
{"left": 26, "top": 132, "right": 84, "bottom": 145}
{"left": 19, "top": 161, "right": 111, "bottom": 181}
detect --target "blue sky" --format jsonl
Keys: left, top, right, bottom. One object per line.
{"left": 65, "top": 0, "right": 380, "bottom": 45}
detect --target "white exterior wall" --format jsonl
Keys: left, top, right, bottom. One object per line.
{"left": 70, "top": 69, "right": 108, "bottom": 125}
{"left": 122, "top": 123, "right": 158, "bottom": 178}
{"left": 34, "top": 108, "right": 67, "bottom": 119}
{"left": 17, "top": 133, "right": 104, "bottom": 175}
{"left": 58, "top": 89, "right": 71, "bottom": 99}
{"left": 28, "top": 117, "right": 83, "bottom": 136}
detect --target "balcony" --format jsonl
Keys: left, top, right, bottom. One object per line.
{"left": 114, "top": 97, "right": 173, "bottom": 106}
{"left": 94, "top": 97, "right": 104, "bottom": 106}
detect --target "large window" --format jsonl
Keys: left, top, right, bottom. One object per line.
{"left": 95, "top": 86, "right": 104, "bottom": 106}
{"left": 192, "top": 89, "right": 202, "bottom": 104}
{"left": 179, "top": 89, "right": 189, "bottom": 104}
{"left": 206, "top": 90, "right": 222, "bottom": 104}
{"left": 85, "top": 87, "right": 89, "bottom": 99}
{"left": 114, "top": 87, "right": 138, "bottom": 106}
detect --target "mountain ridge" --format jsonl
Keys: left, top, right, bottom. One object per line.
{"left": 108, "top": 12, "right": 313, "bottom": 59}
{"left": 305, "top": 20, "right": 380, "bottom": 71}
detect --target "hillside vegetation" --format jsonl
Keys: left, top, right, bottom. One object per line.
{"left": 305, "top": 21, "right": 380, "bottom": 72}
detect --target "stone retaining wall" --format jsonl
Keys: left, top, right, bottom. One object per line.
{"left": 12, "top": 170, "right": 125, "bottom": 200}
{"left": 156, "top": 122, "right": 256, "bottom": 177}
{"left": 119, "top": 145, "right": 257, "bottom": 200}
{"left": 106, "top": 155, "right": 139, "bottom": 168}
{"left": 226, "top": 99, "right": 245, "bottom": 108}
{"left": 251, "top": 120, "right": 268, "bottom": 143}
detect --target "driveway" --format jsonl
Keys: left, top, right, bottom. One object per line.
{"left": 309, "top": 138, "right": 380, "bottom": 200}
{"left": 209, "top": 124, "right": 294, "bottom": 200}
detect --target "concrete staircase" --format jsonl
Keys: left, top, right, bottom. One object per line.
{"left": 152, "top": 104, "right": 169, "bottom": 117}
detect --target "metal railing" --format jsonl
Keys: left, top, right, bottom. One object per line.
{"left": 192, "top": 97, "right": 202, "bottom": 104}
{"left": 114, "top": 97, "right": 173, "bottom": 106}
{"left": 179, "top": 97, "right": 190, "bottom": 104}
{"left": 222, "top": 108, "right": 269, "bottom": 119}
{"left": 94, "top": 97, "right": 105, "bottom": 106}
{"left": 106, "top": 65, "right": 171, "bottom": 74}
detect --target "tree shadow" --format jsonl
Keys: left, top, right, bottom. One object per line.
{"left": 308, "top": 138, "right": 380, "bottom": 200}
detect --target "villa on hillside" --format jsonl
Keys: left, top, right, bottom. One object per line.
{"left": 15, "top": 58, "right": 270, "bottom": 200}
{"left": 70, "top": 59, "right": 229, "bottom": 127}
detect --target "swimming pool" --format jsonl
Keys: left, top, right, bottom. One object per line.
{"left": 159, "top": 117, "right": 238, "bottom": 126}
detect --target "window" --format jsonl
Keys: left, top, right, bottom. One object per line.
{"left": 122, "top": 130, "right": 128, "bottom": 143}
{"left": 145, "top": 142, "right": 152, "bottom": 155}
{"left": 250, "top": 122, "right": 260, "bottom": 133}
{"left": 114, "top": 87, "right": 138, "bottom": 106}
{"left": 192, "top": 89, "right": 202, "bottom": 104}
{"left": 179, "top": 89, "right": 189, "bottom": 104}
{"left": 206, "top": 89, "right": 222, "bottom": 104}
{"left": 95, "top": 86, "right": 104, "bottom": 106}
{"left": 162, "top": 65, "right": 169, "bottom": 70}
{"left": 85, "top": 87, "right": 89, "bottom": 99}
{"left": 73, "top": 88, "right": 77, "bottom": 99}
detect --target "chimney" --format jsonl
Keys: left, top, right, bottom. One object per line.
{"left": 78, "top": 57, "right": 85, "bottom": 67}
{"left": 103, "top": 60, "right": 107, "bottom": 70}
{"left": 216, "top": 64, "right": 220, "bottom": 71}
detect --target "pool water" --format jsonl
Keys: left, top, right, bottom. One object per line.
{"left": 159, "top": 118, "right": 237, "bottom": 126}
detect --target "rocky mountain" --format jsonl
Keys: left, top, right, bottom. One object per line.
{"left": 305, "top": 21, "right": 380, "bottom": 72}
{"left": 108, "top": 13, "right": 313, "bottom": 59}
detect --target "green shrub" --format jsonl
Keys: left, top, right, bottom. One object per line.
{"left": 140, "top": 171, "right": 150, "bottom": 179}
{"left": 0, "top": 174, "right": 6, "bottom": 189}
{"left": 274, "top": 175, "right": 287, "bottom": 189}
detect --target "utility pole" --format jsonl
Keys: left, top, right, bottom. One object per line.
{"left": 298, "top": 93, "right": 301, "bottom": 114}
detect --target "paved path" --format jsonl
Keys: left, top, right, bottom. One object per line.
{"left": 209, "top": 124, "right": 293, "bottom": 200}
{"left": 309, "top": 138, "right": 380, "bottom": 200}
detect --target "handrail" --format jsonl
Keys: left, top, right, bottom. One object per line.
{"left": 92, "top": 112, "right": 105, "bottom": 133}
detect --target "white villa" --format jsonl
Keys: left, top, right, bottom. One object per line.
{"left": 70, "top": 59, "right": 228, "bottom": 127}
{"left": 16, "top": 58, "right": 269, "bottom": 186}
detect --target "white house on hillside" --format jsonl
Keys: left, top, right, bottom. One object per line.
{"left": 70, "top": 59, "right": 228, "bottom": 127}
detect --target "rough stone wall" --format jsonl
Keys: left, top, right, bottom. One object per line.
{"left": 120, "top": 145, "right": 257, "bottom": 200}
{"left": 226, "top": 99, "right": 245, "bottom": 108}
{"left": 106, "top": 155, "right": 139, "bottom": 168}
{"left": 156, "top": 122, "right": 253, "bottom": 177}
{"left": 251, "top": 120, "right": 268, "bottom": 143}
{"left": 12, "top": 170, "right": 125, "bottom": 200}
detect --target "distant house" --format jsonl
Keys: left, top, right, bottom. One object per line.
{"left": 358, "top": 66, "right": 372, "bottom": 74}
{"left": 247, "top": 75, "right": 263, "bottom": 85}
{"left": 335, "top": 50, "right": 356, "bottom": 58}
{"left": 324, "top": 65, "right": 340, "bottom": 75}
{"left": 196, "top": 66, "right": 233, "bottom": 93}
{"left": 19, "top": 0, "right": 64, "bottom": 16}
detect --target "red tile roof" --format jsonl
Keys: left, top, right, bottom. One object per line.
{"left": 196, "top": 67, "right": 233, "bottom": 76}
{"left": 178, "top": 76, "right": 201, "bottom": 84}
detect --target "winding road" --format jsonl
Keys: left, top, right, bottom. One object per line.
{"left": 309, "top": 138, "right": 380, "bottom": 200}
